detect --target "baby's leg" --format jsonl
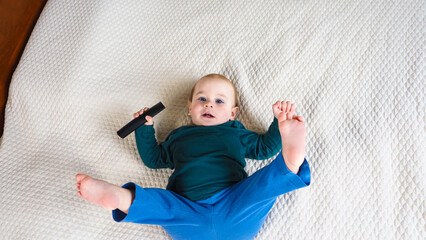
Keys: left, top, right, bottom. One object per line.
{"left": 76, "top": 174, "right": 134, "bottom": 213}
{"left": 277, "top": 102, "right": 306, "bottom": 174}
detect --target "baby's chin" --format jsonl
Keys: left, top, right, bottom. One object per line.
{"left": 193, "top": 122, "right": 222, "bottom": 127}
{"left": 191, "top": 118, "right": 229, "bottom": 126}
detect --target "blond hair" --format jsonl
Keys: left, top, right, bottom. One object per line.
{"left": 188, "top": 74, "right": 240, "bottom": 107}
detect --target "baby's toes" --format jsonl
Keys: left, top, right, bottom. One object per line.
{"left": 294, "top": 115, "right": 304, "bottom": 123}
{"left": 76, "top": 174, "right": 86, "bottom": 184}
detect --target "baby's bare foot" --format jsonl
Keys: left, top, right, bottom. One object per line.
{"left": 76, "top": 174, "right": 133, "bottom": 213}
{"left": 277, "top": 103, "right": 306, "bottom": 174}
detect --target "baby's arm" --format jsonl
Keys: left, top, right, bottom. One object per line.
{"left": 243, "top": 101, "right": 298, "bottom": 160}
{"left": 134, "top": 107, "right": 173, "bottom": 169}
{"left": 242, "top": 119, "right": 281, "bottom": 160}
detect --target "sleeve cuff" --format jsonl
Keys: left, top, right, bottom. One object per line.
{"left": 135, "top": 124, "right": 155, "bottom": 136}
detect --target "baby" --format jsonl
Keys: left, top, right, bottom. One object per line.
{"left": 76, "top": 74, "right": 310, "bottom": 240}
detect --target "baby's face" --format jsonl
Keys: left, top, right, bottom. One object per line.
{"left": 188, "top": 78, "right": 239, "bottom": 126}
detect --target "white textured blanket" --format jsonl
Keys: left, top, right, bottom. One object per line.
{"left": 0, "top": 0, "right": 424, "bottom": 239}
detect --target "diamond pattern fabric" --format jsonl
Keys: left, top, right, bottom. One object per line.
{"left": 0, "top": 0, "right": 424, "bottom": 239}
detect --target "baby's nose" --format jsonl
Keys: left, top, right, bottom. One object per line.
{"left": 204, "top": 102, "right": 213, "bottom": 108}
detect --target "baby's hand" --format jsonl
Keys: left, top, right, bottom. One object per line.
{"left": 133, "top": 107, "right": 154, "bottom": 125}
{"left": 272, "top": 101, "right": 295, "bottom": 119}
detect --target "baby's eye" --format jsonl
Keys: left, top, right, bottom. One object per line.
{"left": 215, "top": 99, "right": 224, "bottom": 104}
{"left": 198, "top": 97, "right": 206, "bottom": 102}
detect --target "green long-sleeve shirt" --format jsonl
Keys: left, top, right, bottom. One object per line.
{"left": 135, "top": 118, "right": 282, "bottom": 201}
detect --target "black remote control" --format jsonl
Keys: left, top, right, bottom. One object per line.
{"left": 117, "top": 102, "right": 165, "bottom": 138}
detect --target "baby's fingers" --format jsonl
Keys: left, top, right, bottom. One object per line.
{"left": 287, "top": 103, "right": 295, "bottom": 119}
{"left": 272, "top": 101, "right": 282, "bottom": 113}
{"left": 273, "top": 101, "right": 281, "bottom": 108}
{"left": 145, "top": 116, "right": 154, "bottom": 125}
{"left": 133, "top": 107, "right": 149, "bottom": 119}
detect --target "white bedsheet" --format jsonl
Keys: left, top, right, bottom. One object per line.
{"left": 0, "top": 0, "right": 424, "bottom": 239}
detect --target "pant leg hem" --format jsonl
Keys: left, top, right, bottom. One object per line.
{"left": 112, "top": 182, "right": 136, "bottom": 222}
{"left": 275, "top": 151, "right": 311, "bottom": 187}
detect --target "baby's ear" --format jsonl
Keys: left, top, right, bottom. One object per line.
{"left": 187, "top": 100, "right": 192, "bottom": 112}
{"left": 230, "top": 106, "right": 239, "bottom": 120}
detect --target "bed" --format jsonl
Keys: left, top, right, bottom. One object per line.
{"left": 0, "top": 0, "right": 424, "bottom": 239}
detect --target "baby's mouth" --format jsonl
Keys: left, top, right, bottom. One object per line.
{"left": 202, "top": 113, "right": 215, "bottom": 118}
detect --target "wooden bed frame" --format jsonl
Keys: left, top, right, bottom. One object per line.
{"left": 0, "top": 0, "right": 47, "bottom": 137}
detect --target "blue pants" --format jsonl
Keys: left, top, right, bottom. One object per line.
{"left": 113, "top": 152, "right": 310, "bottom": 240}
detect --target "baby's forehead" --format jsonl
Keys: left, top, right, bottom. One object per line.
{"left": 195, "top": 78, "right": 234, "bottom": 95}
{"left": 196, "top": 77, "right": 233, "bottom": 89}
